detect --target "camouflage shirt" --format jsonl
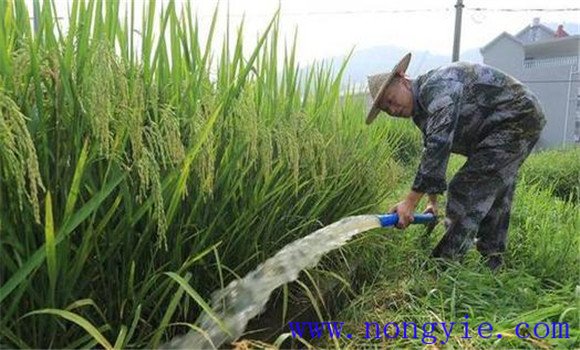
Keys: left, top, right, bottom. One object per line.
{"left": 410, "top": 62, "right": 546, "bottom": 194}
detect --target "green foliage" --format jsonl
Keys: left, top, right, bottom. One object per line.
{"left": 520, "top": 147, "right": 580, "bottom": 202}
{"left": 383, "top": 118, "right": 423, "bottom": 167}
{"left": 311, "top": 152, "right": 579, "bottom": 349}
{"left": 349, "top": 93, "right": 423, "bottom": 167}
{"left": 508, "top": 184, "right": 579, "bottom": 284}
{"left": 317, "top": 183, "right": 579, "bottom": 349}
{"left": 2, "top": 1, "right": 576, "bottom": 349}
{"left": 0, "top": 0, "right": 405, "bottom": 348}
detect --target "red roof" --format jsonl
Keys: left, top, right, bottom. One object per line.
{"left": 555, "top": 24, "right": 569, "bottom": 38}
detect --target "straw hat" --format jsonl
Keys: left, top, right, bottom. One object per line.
{"left": 366, "top": 53, "right": 412, "bottom": 124}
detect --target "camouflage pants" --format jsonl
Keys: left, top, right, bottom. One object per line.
{"left": 432, "top": 113, "right": 544, "bottom": 260}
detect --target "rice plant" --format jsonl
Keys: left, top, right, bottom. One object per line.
{"left": 0, "top": 0, "right": 406, "bottom": 347}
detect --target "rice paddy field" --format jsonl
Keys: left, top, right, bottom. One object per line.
{"left": 0, "top": 1, "right": 578, "bottom": 349}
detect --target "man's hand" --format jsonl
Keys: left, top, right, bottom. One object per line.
{"left": 389, "top": 191, "right": 424, "bottom": 229}
{"left": 422, "top": 194, "right": 439, "bottom": 237}
{"left": 424, "top": 194, "right": 438, "bottom": 216}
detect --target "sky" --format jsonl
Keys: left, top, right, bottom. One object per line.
{"left": 185, "top": 0, "right": 579, "bottom": 63}
{"left": 27, "top": 0, "right": 580, "bottom": 64}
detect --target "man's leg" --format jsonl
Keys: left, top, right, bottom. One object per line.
{"left": 475, "top": 181, "right": 516, "bottom": 269}
{"left": 475, "top": 134, "right": 539, "bottom": 269}
{"left": 432, "top": 168, "right": 495, "bottom": 259}
{"left": 431, "top": 142, "right": 530, "bottom": 262}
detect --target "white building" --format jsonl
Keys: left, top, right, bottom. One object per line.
{"left": 480, "top": 18, "right": 580, "bottom": 148}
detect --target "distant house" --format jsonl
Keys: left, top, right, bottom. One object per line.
{"left": 480, "top": 18, "right": 580, "bottom": 148}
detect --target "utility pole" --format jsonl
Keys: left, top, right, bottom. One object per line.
{"left": 31, "top": 3, "right": 62, "bottom": 36}
{"left": 33, "top": 1, "right": 40, "bottom": 34}
{"left": 452, "top": 0, "right": 464, "bottom": 62}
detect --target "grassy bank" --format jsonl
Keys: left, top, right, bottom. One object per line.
{"left": 236, "top": 148, "right": 578, "bottom": 349}
{"left": 308, "top": 151, "right": 580, "bottom": 349}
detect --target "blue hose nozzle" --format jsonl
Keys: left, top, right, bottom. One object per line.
{"left": 377, "top": 213, "right": 436, "bottom": 227}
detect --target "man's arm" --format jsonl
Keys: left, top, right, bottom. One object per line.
{"left": 391, "top": 79, "right": 462, "bottom": 228}
{"left": 411, "top": 79, "right": 463, "bottom": 194}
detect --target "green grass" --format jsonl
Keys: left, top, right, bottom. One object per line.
{"left": 309, "top": 150, "right": 580, "bottom": 349}
{"left": 520, "top": 147, "right": 580, "bottom": 202}
{"left": 235, "top": 148, "right": 579, "bottom": 349}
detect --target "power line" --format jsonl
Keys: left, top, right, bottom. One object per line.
{"left": 219, "top": 8, "right": 452, "bottom": 17}
{"left": 520, "top": 80, "right": 580, "bottom": 83}
{"left": 212, "top": 7, "right": 580, "bottom": 17}
{"left": 282, "top": 8, "right": 452, "bottom": 15}
{"left": 466, "top": 7, "right": 580, "bottom": 12}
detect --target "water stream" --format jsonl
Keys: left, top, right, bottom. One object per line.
{"left": 162, "top": 215, "right": 382, "bottom": 349}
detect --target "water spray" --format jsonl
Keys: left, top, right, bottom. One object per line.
{"left": 163, "top": 213, "right": 437, "bottom": 349}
